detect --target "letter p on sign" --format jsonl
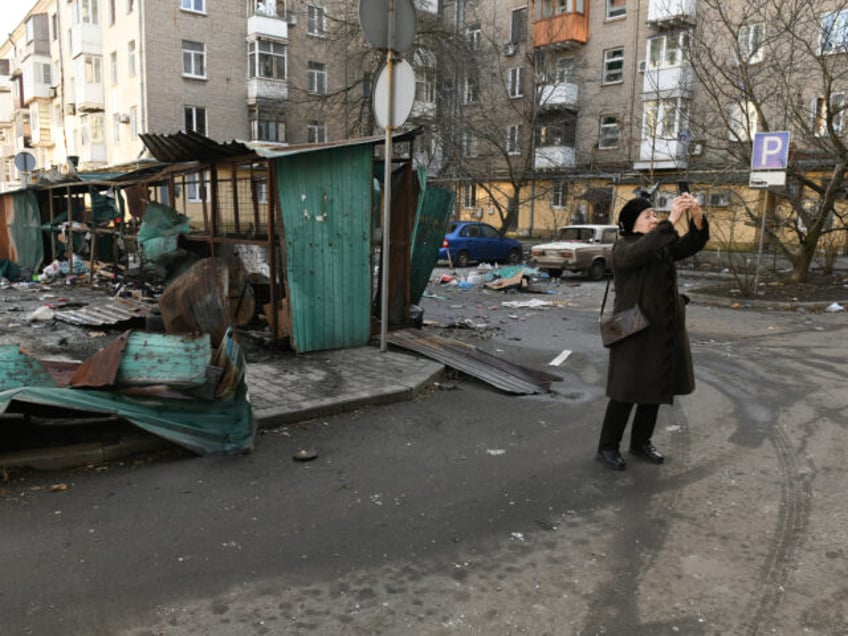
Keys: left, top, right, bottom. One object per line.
{"left": 751, "top": 131, "right": 790, "bottom": 170}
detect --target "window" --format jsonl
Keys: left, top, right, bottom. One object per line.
{"left": 644, "top": 98, "right": 687, "bottom": 140}
{"left": 307, "top": 120, "right": 327, "bottom": 143}
{"left": 466, "top": 25, "right": 481, "bottom": 50}
{"left": 307, "top": 61, "right": 327, "bottom": 94}
{"left": 181, "top": 0, "right": 205, "bottom": 13}
{"left": 128, "top": 40, "right": 136, "bottom": 77}
{"left": 554, "top": 57, "right": 575, "bottom": 83}
{"left": 182, "top": 40, "right": 206, "bottom": 78}
{"left": 510, "top": 8, "right": 527, "bottom": 44}
{"left": 813, "top": 92, "right": 845, "bottom": 136}
{"left": 599, "top": 115, "right": 620, "bottom": 148}
{"left": 186, "top": 172, "right": 207, "bottom": 201}
{"left": 507, "top": 66, "right": 523, "bottom": 98}
{"left": 80, "top": 0, "right": 100, "bottom": 25}
{"left": 738, "top": 23, "right": 765, "bottom": 64}
{"left": 552, "top": 182, "right": 566, "bottom": 208}
{"left": 461, "top": 130, "right": 477, "bottom": 157}
{"left": 307, "top": 5, "right": 327, "bottom": 36}
{"left": 110, "top": 51, "right": 117, "bottom": 85}
{"left": 81, "top": 113, "right": 104, "bottom": 144}
{"left": 415, "top": 68, "right": 436, "bottom": 103}
{"left": 129, "top": 106, "right": 137, "bottom": 138}
{"left": 462, "top": 182, "right": 477, "bottom": 208}
{"left": 255, "top": 179, "right": 268, "bottom": 205}
{"left": 820, "top": 10, "right": 848, "bottom": 54}
{"left": 728, "top": 101, "right": 757, "bottom": 141}
{"left": 252, "top": 117, "right": 286, "bottom": 142}
{"left": 184, "top": 106, "right": 207, "bottom": 135}
{"left": 249, "top": 40, "right": 286, "bottom": 80}
{"left": 40, "top": 63, "right": 52, "bottom": 84}
{"left": 648, "top": 32, "right": 688, "bottom": 69}
{"left": 52, "top": 13, "right": 58, "bottom": 39}
{"left": 603, "top": 48, "right": 624, "bottom": 84}
{"left": 112, "top": 113, "right": 120, "bottom": 143}
{"left": 506, "top": 124, "right": 523, "bottom": 154}
{"left": 464, "top": 74, "right": 479, "bottom": 103}
{"left": 84, "top": 56, "right": 102, "bottom": 84}
{"left": 607, "top": 0, "right": 626, "bottom": 19}
{"left": 553, "top": 0, "right": 585, "bottom": 15}
{"left": 109, "top": 0, "right": 115, "bottom": 25}
{"left": 127, "top": 0, "right": 134, "bottom": 13}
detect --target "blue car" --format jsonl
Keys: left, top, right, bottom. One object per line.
{"left": 438, "top": 221, "right": 523, "bottom": 267}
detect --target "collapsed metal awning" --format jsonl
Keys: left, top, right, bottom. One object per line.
{"left": 387, "top": 329, "right": 561, "bottom": 394}
{"left": 53, "top": 297, "right": 150, "bottom": 326}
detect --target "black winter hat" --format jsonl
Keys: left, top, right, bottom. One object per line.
{"left": 617, "top": 197, "right": 653, "bottom": 235}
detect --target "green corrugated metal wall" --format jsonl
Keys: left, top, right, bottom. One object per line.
{"left": 276, "top": 145, "right": 373, "bottom": 352}
{"left": 409, "top": 170, "right": 455, "bottom": 305}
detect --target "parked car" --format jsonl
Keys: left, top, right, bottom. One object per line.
{"left": 438, "top": 221, "right": 523, "bottom": 267}
{"left": 530, "top": 224, "right": 619, "bottom": 280}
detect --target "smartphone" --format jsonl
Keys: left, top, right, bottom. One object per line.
{"left": 677, "top": 181, "right": 690, "bottom": 194}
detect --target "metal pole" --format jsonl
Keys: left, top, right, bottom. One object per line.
{"left": 753, "top": 189, "right": 769, "bottom": 295}
{"left": 379, "top": 0, "right": 396, "bottom": 352}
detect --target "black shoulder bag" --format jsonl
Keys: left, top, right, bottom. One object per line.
{"left": 599, "top": 274, "right": 649, "bottom": 348}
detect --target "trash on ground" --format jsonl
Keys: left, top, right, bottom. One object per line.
{"left": 825, "top": 302, "right": 845, "bottom": 312}
{"left": 548, "top": 349, "right": 572, "bottom": 367}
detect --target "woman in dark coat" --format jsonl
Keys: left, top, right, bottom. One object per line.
{"left": 596, "top": 194, "right": 709, "bottom": 470}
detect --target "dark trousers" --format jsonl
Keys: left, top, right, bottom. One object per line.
{"left": 598, "top": 399, "right": 660, "bottom": 451}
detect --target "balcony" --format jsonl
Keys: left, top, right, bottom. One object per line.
{"left": 538, "top": 81, "right": 579, "bottom": 110}
{"left": 533, "top": 3, "right": 589, "bottom": 49}
{"left": 410, "top": 100, "right": 436, "bottom": 119}
{"left": 642, "top": 64, "right": 692, "bottom": 95}
{"left": 70, "top": 22, "right": 103, "bottom": 59}
{"left": 633, "top": 138, "right": 688, "bottom": 170}
{"left": 21, "top": 57, "right": 52, "bottom": 105}
{"left": 647, "top": 0, "right": 696, "bottom": 27}
{"left": 247, "top": 78, "right": 288, "bottom": 104}
{"left": 535, "top": 144, "right": 576, "bottom": 170}
{"left": 248, "top": 0, "right": 288, "bottom": 39}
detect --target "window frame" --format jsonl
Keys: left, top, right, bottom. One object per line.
{"left": 84, "top": 55, "right": 102, "bottom": 85}
{"left": 820, "top": 10, "right": 848, "bottom": 55}
{"left": 249, "top": 39, "right": 287, "bottom": 81}
{"left": 738, "top": 23, "right": 765, "bottom": 65}
{"left": 184, "top": 105, "right": 208, "bottom": 136}
{"left": 506, "top": 123, "right": 523, "bottom": 154}
{"left": 307, "top": 120, "right": 327, "bottom": 143}
{"left": 606, "top": 0, "right": 626, "bottom": 20}
{"left": 727, "top": 100, "right": 758, "bottom": 141}
{"left": 603, "top": 47, "right": 624, "bottom": 85}
{"left": 461, "top": 129, "right": 477, "bottom": 157}
{"left": 182, "top": 40, "right": 207, "bottom": 79}
{"left": 510, "top": 8, "right": 527, "bottom": 44}
{"left": 307, "top": 61, "right": 327, "bottom": 94}
{"left": 307, "top": 5, "right": 327, "bottom": 37}
{"left": 180, "top": 0, "right": 206, "bottom": 14}
{"left": 462, "top": 182, "right": 477, "bottom": 209}
{"left": 464, "top": 74, "right": 479, "bottom": 104}
{"left": 813, "top": 92, "right": 845, "bottom": 136}
{"left": 598, "top": 114, "right": 620, "bottom": 149}
{"left": 643, "top": 98, "right": 687, "bottom": 141}
{"left": 507, "top": 66, "right": 523, "bottom": 98}
{"left": 127, "top": 40, "right": 136, "bottom": 77}
{"left": 551, "top": 181, "right": 566, "bottom": 208}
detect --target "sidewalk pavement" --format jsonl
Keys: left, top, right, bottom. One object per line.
{"left": 0, "top": 346, "right": 445, "bottom": 471}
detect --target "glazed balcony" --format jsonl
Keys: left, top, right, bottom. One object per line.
{"left": 634, "top": 138, "right": 688, "bottom": 170}
{"left": 538, "top": 81, "right": 579, "bottom": 110}
{"left": 642, "top": 64, "right": 692, "bottom": 95}
{"left": 533, "top": 1, "right": 589, "bottom": 49}
{"left": 535, "top": 144, "right": 576, "bottom": 170}
{"left": 247, "top": 78, "right": 288, "bottom": 103}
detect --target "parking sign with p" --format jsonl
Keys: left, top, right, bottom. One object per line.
{"left": 750, "top": 131, "right": 790, "bottom": 188}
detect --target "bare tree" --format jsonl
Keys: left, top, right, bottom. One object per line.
{"left": 689, "top": 0, "right": 848, "bottom": 282}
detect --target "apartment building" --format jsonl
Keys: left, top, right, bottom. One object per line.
{"left": 0, "top": 0, "right": 385, "bottom": 191}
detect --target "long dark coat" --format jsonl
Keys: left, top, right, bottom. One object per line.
{"left": 605, "top": 218, "right": 710, "bottom": 405}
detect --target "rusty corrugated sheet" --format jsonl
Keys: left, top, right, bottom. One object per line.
{"left": 68, "top": 331, "right": 129, "bottom": 388}
{"left": 139, "top": 131, "right": 253, "bottom": 163}
{"left": 387, "top": 329, "right": 562, "bottom": 394}
{"left": 53, "top": 298, "right": 150, "bottom": 326}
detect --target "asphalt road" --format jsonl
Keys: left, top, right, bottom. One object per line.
{"left": 3, "top": 270, "right": 848, "bottom": 635}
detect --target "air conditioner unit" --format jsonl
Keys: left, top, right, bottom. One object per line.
{"left": 286, "top": 12, "right": 297, "bottom": 25}
{"left": 708, "top": 192, "right": 730, "bottom": 207}
{"left": 119, "top": 113, "right": 130, "bottom": 123}
{"left": 638, "top": 60, "right": 646, "bottom": 72}
{"left": 689, "top": 142, "right": 703, "bottom": 156}
{"left": 48, "top": 86, "right": 58, "bottom": 98}
{"left": 503, "top": 43, "right": 517, "bottom": 57}
{"left": 654, "top": 192, "right": 673, "bottom": 211}
{"left": 65, "top": 103, "right": 76, "bottom": 115}
{"left": 473, "top": 208, "right": 484, "bottom": 218}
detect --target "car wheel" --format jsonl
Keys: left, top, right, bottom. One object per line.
{"left": 507, "top": 248, "right": 522, "bottom": 265}
{"left": 588, "top": 260, "right": 606, "bottom": 281}
{"left": 545, "top": 268, "right": 563, "bottom": 279}
{"left": 455, "top": 250, "right": 471, "bottom": 268}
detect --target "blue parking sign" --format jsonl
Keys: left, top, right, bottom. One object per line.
{"left": 751, "top": 132, "right": 790, "bottom": 170}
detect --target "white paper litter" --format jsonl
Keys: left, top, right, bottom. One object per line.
{"left": 548, "top": 349, "right": 573, "bottom": 366}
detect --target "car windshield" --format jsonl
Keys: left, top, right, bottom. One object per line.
{"left": 557, "top": 227, "right": 594, "bottom": 241}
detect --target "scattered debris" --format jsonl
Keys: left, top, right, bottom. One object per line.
{"left": 548, "top": 349, "right": 573, "bottom": 367}
{"left": 825, "top": 302, "right": 845, "bottom": 312}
